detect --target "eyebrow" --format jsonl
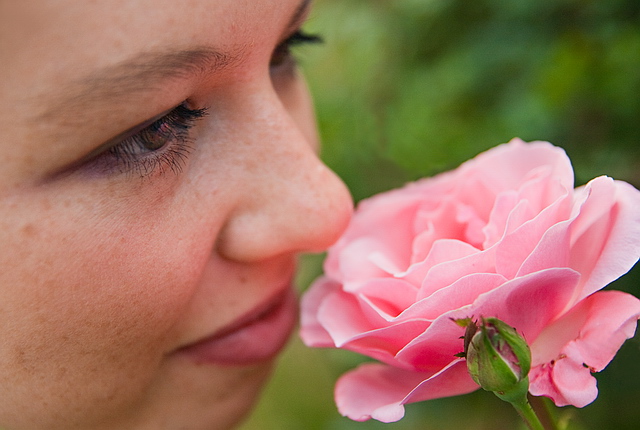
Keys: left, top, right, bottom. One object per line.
{"left": 35, "top": 48, "right": 234, "bottom": 123}
{"left": 36, "top": 0, "right": 313, "bottom": 124}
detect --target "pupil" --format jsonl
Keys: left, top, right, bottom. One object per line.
{"left": 144, "top": 122, "right": 173, "bottom": 151}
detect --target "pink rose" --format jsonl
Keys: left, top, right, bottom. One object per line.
{"left": 300, "top": 139, "right": 640, "bottom": 423}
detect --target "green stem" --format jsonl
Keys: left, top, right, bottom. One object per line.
{"left": 529, "top": 395, "right": 561, "bottom": 430}
{"left": 493, "top": 378, "right": 545, "bottom": 430}
{"left": 510, "top": 397, "right": 545, "bottom": 430}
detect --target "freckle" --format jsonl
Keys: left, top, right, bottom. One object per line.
{"left": 20, "top": 223, "right": 37, "bottom": 237}
{"left": 63, "top": 199, "right": 71, "bottom": 208}
{"left": 13, "top": 347, "right": 36, "bottom": 375}
{"left": 41, "top": 198, "right": 52, "bottom": 211}
{"left": 15, "top": 348, "right": 26, "bottom": 366}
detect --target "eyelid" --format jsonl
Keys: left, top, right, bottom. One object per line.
{"left": 82, "top": 106, "right": 177, "bottom": 162}
{"left": 49, "top": 102, "right": 205, "bottom": 181}
{"left": 270, "top": 29, "right": 323, "bottom": 69}
{"left": 97, "top": 103, "right": 207, "bottom": 177}
{"left": 286, "top": 0, "right": 313, "bottom": 35}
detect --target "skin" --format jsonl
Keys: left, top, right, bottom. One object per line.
{"left": 0, "top": 0, "right": 353, "bottom": 429}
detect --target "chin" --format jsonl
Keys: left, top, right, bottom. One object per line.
{"left": 127, "top": 359, "right": 275, "bottom": 430}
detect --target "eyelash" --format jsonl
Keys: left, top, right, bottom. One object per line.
{"left": 103, "top": 29, "right": 322, "bottom": 178}
{"left": 102, "top": 104, "right": 207, "bottom": 178}
{"left": 270, "top": 30, "right": 323, "bottom": 68}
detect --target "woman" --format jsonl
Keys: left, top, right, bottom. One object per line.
{"left": 0, "top": 0, "right": 353, "bottom": 428}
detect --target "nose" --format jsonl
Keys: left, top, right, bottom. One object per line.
{"left": 215, "top": 93, "right": 353, "bottom": 262}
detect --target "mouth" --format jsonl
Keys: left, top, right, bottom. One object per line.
{"left": 174, "top": 287, "right": 298, "bottom": 366}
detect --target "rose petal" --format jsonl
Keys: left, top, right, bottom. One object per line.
{"left": 515, "top": 218, "right": 572, "bottom": 277}
{"left": 529, "top": 290, "right": 640, "bottom": 407}
{"left": 570, "top": 178, "right": 640, "bottom": 301}
{"left": 335, "top": 360, "right": 478, "bottom": 423}
{"left": 314, "top": 287, "right": 430, "bottom": 364}
{"left": 531, "top": 290, "right": 640, "bottom": 368}
{"left": 529, "top": 352, "right": 597, "bottom": 407}
{"left": 412, "top": 197, "right": 473, "bottom": 260}
{"left": 473, "top": 139, "right": 574, "bottom": 191}
{"left": 299, "top": 277, "right": 343, "bottom": 347}
{"left": 315, "top": 287, "right": 373, "bottom": 347}
{"left": 335, "top": 238, "right": 397, "bottom": 289}
{"left": 452, "top": 140, "right": 573, "bottom": 215}
{"left": 570, "top": 291, "right": 640, "bottom": 370}
{"left": 356, "top": 278, "right": 418, "bottom": 319}
{"left": 482, "top": 190, "right": 519, "bottom": 249}
{"left": 325, "top": 187, "right": 431, "bottom": 281}
{"left": 402, "top": 273, "right": 507, "bottom": 320}
{"left": 449, "top": 174, "right": 500, "bottom": 229}
{"left": 471, "top": 268, "right": 581, "bottom": 341}
{"left": 396, "top": 268, "right": 580, "bottom": 369}
{"left": 416, "top": 246, "right": 496, "bottom": 300}
{"left": 496, "top": 190, "right": 571, "bottom": 279}
{"left": 335, "top": 320, "right": 432, "bottom": 366}
{"left": 403, "top": 238, "right": 482, "bottom": 295}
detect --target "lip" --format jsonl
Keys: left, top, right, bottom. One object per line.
{"left": 174, "top": 287, "right": 298, "bottom": 366}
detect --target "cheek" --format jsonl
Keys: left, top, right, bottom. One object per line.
{"left": 0, "top": 191, "right": 208, "bottom": 426}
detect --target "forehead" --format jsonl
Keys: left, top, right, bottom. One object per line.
{"left": 0, "top": 0, "right": 306, "bottom": 98}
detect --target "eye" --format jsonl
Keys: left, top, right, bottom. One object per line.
{"left": 91, "top": 103, "right": 207, "bottom": 177}
{"left": 270, "top": 30, "right": 323, "bottom": 69}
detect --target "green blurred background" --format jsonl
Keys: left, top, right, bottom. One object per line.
{"left": 241, "top": 0, "right": 640, "bottom": 429}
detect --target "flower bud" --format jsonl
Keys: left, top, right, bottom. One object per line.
{"left": 465, "top": 317, "right": 531, "bottom": 398}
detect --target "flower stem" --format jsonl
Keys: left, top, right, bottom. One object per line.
{"left": 509, "top": 396, "right": 545, "bottom": 430}
{"left": 529, "top": 395, "right": 562, "bottom": 430}
{"left": 492, "top": 380, "right": 545, "bottom": 430}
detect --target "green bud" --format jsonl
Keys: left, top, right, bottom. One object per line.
{"left": 465, "top": 317, "right": 531, "bottom": 397}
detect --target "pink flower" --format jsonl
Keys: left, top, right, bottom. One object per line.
{"left": 300, "top": 139, "right": 640, "bottom": 423}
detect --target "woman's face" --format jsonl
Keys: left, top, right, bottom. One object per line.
{"left": 0, "top": 0, "right": 352, "bottom": 428}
